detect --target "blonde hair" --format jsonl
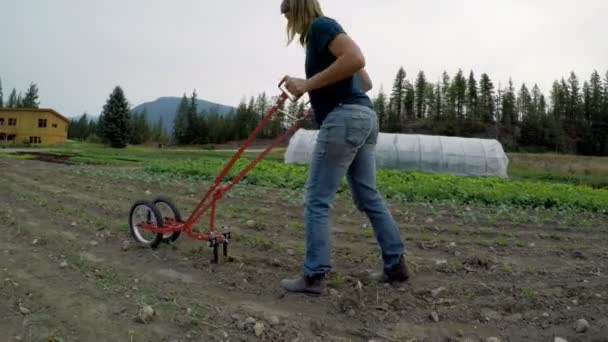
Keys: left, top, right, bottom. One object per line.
{"left": 281, "top": 0, "right": 324, "bottom": 46}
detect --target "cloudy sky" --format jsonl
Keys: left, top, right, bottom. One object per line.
{"left": 1, "top": 0, "right": 607, "bottom": 118}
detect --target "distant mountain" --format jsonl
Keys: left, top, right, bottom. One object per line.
{"left": 131, "top": 97, "right": 235, "bottom": 133}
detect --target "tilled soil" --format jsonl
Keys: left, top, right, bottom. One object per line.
{"left": 1, "top": 158, "right": 607, "bottom": 342}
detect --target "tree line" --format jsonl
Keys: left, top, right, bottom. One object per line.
{"left": 69, "top": 87, "right": 312, "bottom": 148}
{"left": 375, "top": 68, "right": 608, "bottom": 155}
{"left": 68, "top": 68, "right": 608, "bottom": 155}
{"left": 0, "top": 77, "right": 40, "bottom": 109}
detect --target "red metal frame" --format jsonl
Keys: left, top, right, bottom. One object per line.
{"left": 139, "top": 82, "right": 307, "bottom": 243}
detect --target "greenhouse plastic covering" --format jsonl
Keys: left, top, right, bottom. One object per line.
{"left": 284, "top": 129, "right": 509, "bottom": 178}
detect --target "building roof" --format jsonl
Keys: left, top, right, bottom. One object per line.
{"left": 0, "top": 108, "right": 70, "bottom": 124}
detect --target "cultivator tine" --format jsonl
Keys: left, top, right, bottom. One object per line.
{"left": 213, "top": 243, "right": 219, "bottom": 264}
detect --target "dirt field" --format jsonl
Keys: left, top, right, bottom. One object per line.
{"left": 1, "top": 157, "right": 607, "bottom": 342}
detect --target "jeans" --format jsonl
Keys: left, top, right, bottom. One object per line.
{"left": 303, "top": 104, "right": 405, "bottom": 277}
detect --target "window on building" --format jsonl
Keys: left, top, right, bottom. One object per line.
{"left": 52, "top": 123, "right": 58, "bottom": 128}
{"left": 7, "top": 135, "right": 15, "bottom": 141}
{"left": 8, "top": 118, "right": 17, "bottom": 126}
{"left": 0, "top": 118, "right": 4, "bottom": 126}
{"left": 39, "top": 119, "right": 47, "bottom": 128}
{"left": 29, "top": 136, "right": 42, "bottom": 144}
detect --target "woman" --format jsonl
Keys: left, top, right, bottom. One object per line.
{"left": 280, "top": 0, "right": 409, "bottom": 294}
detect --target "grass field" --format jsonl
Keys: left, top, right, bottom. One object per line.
{"left": 1, "top": 142, "right": 607, "bottom": 341}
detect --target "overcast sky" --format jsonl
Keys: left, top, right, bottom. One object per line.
{"left": 1, "top": 0, "right": 607, "bottom": 118}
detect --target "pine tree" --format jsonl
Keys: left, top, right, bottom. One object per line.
{"left": 589, "top": 70, "right": 603, "bottom": 123}
{"left": 403, "top": 80, "right": 415, "bottom": 123}
{"left": 602, "top": 71, "right": 608, "bottom": 153}
{"left": 433, "top": 82, "right": 442, "bottom": 120}
{"left": 388, "top": 67, "right": 406, "bottom": 132}
{"left": 87, "top": 119, "right": 98, "bottom": 140}
{"left": 173, "top": 94, "right": 189, "bottom": 145}
{"left": 153, "top": 116, "right": 164, "bottom": 142}
{"left": 548, "top": 80, "right": 568, "bottom": 151}
{"left": 68, "top": 119, "right": 77, "bottom": 139}
{"left": 451, "top": 70, "right": 467, "bottom": 118}
{"left": 254, "top": 93, "right": 269, "bottom": 137}
{"left": 583, "top": 81, "right": 591, "bottom": 123}
{"left": 414, "top": 71, "right": 427, "bottom": 119}
{"left": 425, "top": 83, "right": 436, "bottom": 119}
{"left": 246, "top": 96, "right": 258, "bottom": 134}
{"left": 16, "top": 92, "right": 24, "bottom": 108}
{"left": 129, "top": 109, "right": 152, "bottom": 145}
{"left": 235, "top": 99, "right": 249, "bottom": 140}
{"left": 186, "top": 90, "right": 201, "bottom": 144}
{"left": 441, "top": 72, "right": 451, "bottom": 119}
{"left": 518, "top": 84, "right": 537, "bottom": 146}
{"left": 0, "top": 77, "right": 3, "bottom": 108}
{"left": 77, "top": 113, "right": 90, "bottom": 140}
{"left": 551, "top": 80, "right": 568, "bottom": 122}
{"left": 100, "top": 86, "right": 131, "bottom": 148}
{"left": 501, "top": 79, "right": 517, "bottom": 129}
{"left": 97, "top": 113, "right": 106, "bottom": 141}
{"left": 373, "top": 87, "right": 388, "bottom": 131}
{"left": 517, "top": 84, "right": 532, "bottom": 123}
{"left": 7, "top": 89, "right": 17, "bottom": 108}
{"left": 22, "top": 83, "right": 40, "bottom": 108}
{"left": 604, "top": 71, "right": 608, "bottom": 114}
{"left": 467, "top": 71, "right": 478, "bottom": 120}
{"left": 589, "top": 70, "right": 607, "bottom": 154}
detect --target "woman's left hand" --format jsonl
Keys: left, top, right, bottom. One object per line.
{"left": 284, "top": 76, "right": 310, "bottom": 97}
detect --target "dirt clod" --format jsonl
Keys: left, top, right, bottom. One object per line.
{"left": 137, "top": 305, "right": 155, "bottom": 323}
{"left": 268, "top": 315, "right": 280, "bottom": 326}
{"left": 481, "top": 308, "right": 502, "bottom": 321}
{"left": 430, "top": 311, "right": 440, "bottom": 322}
{"left": 431, "top": 287, "right": 446, "bottom": 297}
{"left": 253, "top": 322, "right": 265, "bottom": 337}
{"left": 121, "top": 240, "right": 131, "bottom": 251}
{"left": 18, "top": 306, "right": 30, "bottom": 315}
{"left": 575, "top": 318, "right": 589, "bottom": 333}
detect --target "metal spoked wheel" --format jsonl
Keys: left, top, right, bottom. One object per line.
{"left": 129, "top": 200, "right": 164, "bottom": 249}
{"left": 153, "top": 196, "right": 182, "bottom": 243}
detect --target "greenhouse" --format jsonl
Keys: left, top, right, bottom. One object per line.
{"left": 284, "top": 129, "right": 509, "bottom": 178}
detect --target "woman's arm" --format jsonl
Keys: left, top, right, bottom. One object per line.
{"left": 357, "top": 69, "right": 373, "bottom": 93}
{"left": 306, "top": 33, "right": 365, "bottom": 91}
{"left": 285, "top": 33, "right": 366, "bottom": 96}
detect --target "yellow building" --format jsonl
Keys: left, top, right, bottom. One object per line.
{"left": 0, "top": 108, "right": 69, "bottom": 146}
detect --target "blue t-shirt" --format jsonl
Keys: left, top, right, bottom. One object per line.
{"left": 305, "top": 16, "right": 373, "bottom": 125}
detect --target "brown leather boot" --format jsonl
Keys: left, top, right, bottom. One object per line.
{"left": 370, "top": 255, "right": 410, "bottom": 284}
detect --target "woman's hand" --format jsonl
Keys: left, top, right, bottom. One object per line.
{"left": 284, "top": 76, "right": 310, "bottom": 97}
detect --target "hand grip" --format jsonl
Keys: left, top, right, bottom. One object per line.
{"left": 278, "top": 76, "right": 302, "bottom": 102}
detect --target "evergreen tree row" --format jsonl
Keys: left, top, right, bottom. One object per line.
{"left": 0, "top": 77, "right": 40, "bottom": 109}
{"left": 68, "top": 86, "right": 312, "bottom": 148}
{"left": 69, "top": 69, "right": 608, "bottom": 155}
{"left": 375, "top": 68, "right": 608, "bottom": 155}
